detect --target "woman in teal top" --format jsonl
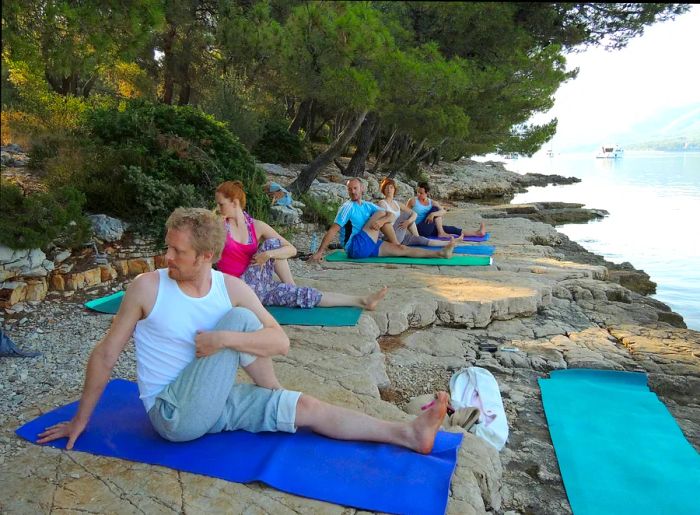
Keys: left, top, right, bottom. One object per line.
{"left": 407, "top": 181, "right": 486, "bottom": 239}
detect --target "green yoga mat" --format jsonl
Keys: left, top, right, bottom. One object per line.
{"left": 539, "top": 369, "right": 700, "bottom": 515}
{"left": 325, "top": 250, "right": 492, "bottom": 266}
{"left": 85, "top": 291, "right": 362, "bottom": 326}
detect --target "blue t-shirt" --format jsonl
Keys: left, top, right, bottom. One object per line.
{"left": 334, "top": 200, "right": 382, "bottom": 250}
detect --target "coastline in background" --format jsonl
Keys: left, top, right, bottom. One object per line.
{"left": 494, "top": 151, "right": 700, "bottom": 330}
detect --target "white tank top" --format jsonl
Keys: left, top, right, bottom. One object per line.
{"left": 134, "top": 268, "right": 233, "bottom": 411}
{"left": 378, "top": 199, "right": 400, "bottom": 218}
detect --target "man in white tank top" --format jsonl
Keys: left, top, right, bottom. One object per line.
{"left": 38, "top": 208, "right": 449, "bottom": 454}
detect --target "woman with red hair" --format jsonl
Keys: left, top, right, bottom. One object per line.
{"left": 215, "top": 181, "right": 387, "bottom": 310}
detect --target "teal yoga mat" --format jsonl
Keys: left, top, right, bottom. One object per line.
{"left": 539, "top": 369, "right": 700, "bottom": 515}
{"left": 85, "top": 292, "right": 362, "bottom": 326}
{"left": 266, "top": 306, "right": 362, "bottom": 326}
{"left": 325, "top": 250, "right": 492, "bottom": 266}
{"left": 84, "top": 291, "right": 125, "bottom": 314}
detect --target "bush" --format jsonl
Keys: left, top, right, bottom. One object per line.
{"left": 253, "top": 121, "right": 308, "bottom": 164}
{"left": 78, "top": 101, "right": 269, "bottom": 235}
{"left": 0, "top": 183, "right": 92, "bottom": 250}
{"left": 300, "top": 193, "right": 340, "bottom": 229}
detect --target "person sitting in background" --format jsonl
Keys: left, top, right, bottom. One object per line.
{"left": 215, "top": 180, "right": 387, "bottom": 310}
{"left": 265, "top": 181, "right": 293, "bottom": 207}
{"left": 407, "top": 181, "right": 485, "bottom": 239}
{"left": 309, "top": 178, "right": 456, "bottom": 263}
{"left": 377, "top": 178, "right": 463, "bottom": 248}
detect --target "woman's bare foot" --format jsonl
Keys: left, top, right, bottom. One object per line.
{"left": 439, "top": 238, "right": 456, "bottom": 259}
{"left": 408, "top": 391, "right": 449, "bottom": 454}
{"left": 476, "top": 222, "right": 486, "bottom": 236}
{"left": 362, "top": 286, "right": 389, "bottom": 311}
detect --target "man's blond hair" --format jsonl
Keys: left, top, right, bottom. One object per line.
{"left": 165, "top": 208, "right": 226, "bottom": 263}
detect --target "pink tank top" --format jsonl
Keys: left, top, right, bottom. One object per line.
{"left": 216, "top": 212, "right": 258, "bottom": 277}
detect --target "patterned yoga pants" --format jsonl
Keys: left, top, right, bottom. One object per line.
{"left": 242, "top": 238, "right": 322, "bottom": 308}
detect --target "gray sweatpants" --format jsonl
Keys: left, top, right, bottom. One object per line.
{"left": 393, "top": 211, "right": 432, "bottom": 246}
{"left": 148, "top": 307, "right": 301, "bottom": 442}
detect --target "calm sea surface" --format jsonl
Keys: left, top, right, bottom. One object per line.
{"left": 502, "top": 151, "right": 700, "bottom": 330}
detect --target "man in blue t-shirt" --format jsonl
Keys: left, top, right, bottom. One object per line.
{"left": 310, "top": 178, "right": 455, "bottom": 261}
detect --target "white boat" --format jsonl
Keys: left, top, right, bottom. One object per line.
{"left": 596, "top": 144, "right": 623, "bottom": 158}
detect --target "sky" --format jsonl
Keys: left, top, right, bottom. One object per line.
{"left": 532, "top": 5, "right": 700, "bottom": 153}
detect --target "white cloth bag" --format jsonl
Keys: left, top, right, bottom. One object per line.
{"left": 449, "top": 367, "right": 509, "bottom": 450}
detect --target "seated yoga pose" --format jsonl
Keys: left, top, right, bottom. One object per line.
{"left": 309, "top": 178, "right": 456, "bottom": 262}
{"left": 37, "top": 207, "right": 449, "bottom": 453}
{"left": 215, "top": 181, "right": 387, "bottom": 310}
{"left": 377, "top": 178, "right": 464, "bottom": 248}
{"left": 407, "top": 181, "right": 485, "bottom": 239}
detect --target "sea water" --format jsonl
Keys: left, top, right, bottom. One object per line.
{"left": 503, "top": 151, "right": 700, "bottom": 330}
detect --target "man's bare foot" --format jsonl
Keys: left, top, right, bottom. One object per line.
{"left": 436, "top": 231, "right": 451, "bottom": 239}
{"left": 476, "top": 222, "right": 486, "bottom": 236}
{"left": 439, "top": 238, "right": 456, "bottom": 259}
{"left": 362, "top": 286, "right": 388, "bottom": 311}
{"left": 408, "top": 391, "right": 449, "bottom": 454}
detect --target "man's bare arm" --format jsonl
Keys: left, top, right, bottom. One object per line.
{"left": 37, "top": 273, "right": 153, "bottom": 448}
{"left": 309, "top": 223, "right": 341, "bottom": 263}
{"left": 194, "top": 275, "right": 290, "bottom": 358}
{"left": 254, "top": 220, "right": 297, "bottom": 260}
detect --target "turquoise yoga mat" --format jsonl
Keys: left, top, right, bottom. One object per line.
{"left": 539, "top": 369, "right": 700, "bottom": 515}
{"left": 85, "top": 292, "right": 362, "bottom": 326}
{"left": 325, "top": 250, "right": 492, "bottom": 266}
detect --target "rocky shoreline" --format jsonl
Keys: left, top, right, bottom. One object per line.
{"left": 2, "top": 155, "right": 698, "bottom": 514}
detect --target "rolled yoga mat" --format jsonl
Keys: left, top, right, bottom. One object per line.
{"left": 539, "top": 369, "right": 700, "bottom": 515}
{"left": 431, "top": 232, "right": 490, "bottom": 242}
{"left": 16, "top": 379, "right": 463, "bottom": 515}
{"left": 414, "top": 244, "right": 494, "bottom": 256}
{"left": 85, "top": 292, "right": 363, "bottom": 326}
{"left": 325, "top": 250, "right": 492, "bottom": 266}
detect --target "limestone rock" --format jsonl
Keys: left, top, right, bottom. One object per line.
{"left": 269, "top": 204, "right": 302, "bottom": 225}
{"left": 88, "top": 214, "right": 127, "bottom": 242}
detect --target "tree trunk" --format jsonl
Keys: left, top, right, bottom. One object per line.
{"left": 178, "top": 83, "right": 191, "bottom": 105}
{"left": 370, "top": 126, "right": 398, "bottom": 174}
{"left": 82, "top": 75, "right": 98, "bottom": 98}
{"left": 44, "top": 71, "right": 63, "bottom": 95}
{"left": 161, "top": 26, "right": 177, "bottom": 104}
{"left": 388, "top": 138, "right": 427, "bottom": 179}
{"left": 288, "top": 110, "right": 369, "bottom": 195}
{"left": 289, "top": 99, "right": 312, "bottom": 134}
{"left": 343, "top": 112, "right": 379, "bottom": 177}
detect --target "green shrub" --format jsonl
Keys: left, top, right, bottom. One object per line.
{"left": 253, "top": 121, "right": 308, "bottom": 164}
{"left": 78, "top": 101, "right": 268, "bottom": 235}
{"left": 0, "top": 183, "right": 91, "bottom": 250}
{"left": 299, "top": 193, "right": 340, "bottom": 229}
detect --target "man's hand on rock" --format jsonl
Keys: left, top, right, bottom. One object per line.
{"left": 308, "top": 252, "right": 323, "bottom": 264}
{"left": 37, "top": 418, "right": 87, "bottom": 450}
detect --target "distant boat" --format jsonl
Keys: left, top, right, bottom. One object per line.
{"left": 596, "top": 144, "right": 623, "bottom": 158}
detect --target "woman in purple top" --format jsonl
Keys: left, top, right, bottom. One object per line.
{"left": 406, "top": 181, "right": 485, "bottom": 239}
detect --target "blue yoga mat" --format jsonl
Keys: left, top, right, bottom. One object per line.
{"left": 414, "top": 245, "right": 494, "bottom": 256}
{"left": 85, "top": 292, "right": 362, "bottom": 326}
{"left": 539, "top": 369, "right": 700, "bottom": 515}
{"left": 16, "top": 379, "right": 462, "bottom": 515}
